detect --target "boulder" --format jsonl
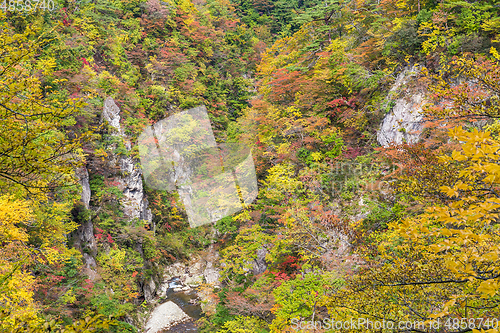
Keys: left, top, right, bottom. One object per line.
{"left": 157, "top": 282, "right": 169, "bottom": 299}
{"left": 188, "top": 261, "right": 205, "bottom": 276}
{"left": 163, "top": 263, "right": 186, "bottom": 281}
{"left": 184, "top": 275, "right": 204, "bottom": 288}
{"left": 144, "top": 301, "right": 191, "bottom": 333}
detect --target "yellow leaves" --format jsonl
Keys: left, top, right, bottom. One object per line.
{"left": 73, "top": 15, "right": 101, "bottom": 46}
{"left": 0, "top": 266, "right": 40, "bottom": 331}
{"left": 234, "top": 209, "right": 252, "bottom": 223}
{"left": 0, "top": 198, "right": 40, "bottom": 330}
{"left": 479, "top": 201, "right": 500, "bottom": 214}
{"left": 490, "top": 47, "right": 500, "bottom": 61}
{"left": 60, "top": 289, "right": 77, "bottom": 304}
{"left": 482, "top": 252, "right": 498, "bottom": 262}
{"left": 441, "top": 127, "right": 500, "bottom": 199}
{"left": 479, "top": 161, "right": 500, "bottom": 184}
{"left": 377, "top": 243, "right": 387, "bottom": 255}
{"left": 310, "top": 152, "right": 323, "bottom": 162}
{"left": 476, "top": 280, "right": 499, "bottom": 298}
{"left": 430, "top": 299, "right": 456, "bottom": 319}
{"left": 440, "top": 185, "right": 459, "bottom": 198}
{"left": 440, "top": 180, "right": 472, "bottom": 197}
{"left": 449, "top": 126, "right": 468, "bottom": 141}
{"left": 441, "top": 228, "right": 454, "bottom": 237}
{"left": 0, "top": 197, "right": 81, "bottom": 331}
{"left": 261, "top": 163, "right": 305, "bottom": 202}
{"left": 428, "top": 244, "right": 442, "bottom": 253}
{"left": 178, "top": 0, "right": 197, "bottom": 15}
{"left": 451, "top": 150, "right": 467, "bottom": 161}
{"left": 98, "top": 248, "right": 127, "bottom": 272}
{"left": 449, "top": 126, "right": 492, "bottom": 145}
{"left": 0, "top": 196, "right": 32, "bottom": 244}
{"left": 36, "top": 57, "right": 57, "bottom": 76}
{"left": 276, "top": 142, "right": 291, "bottom": 155}
{"left": 42, "top": 248, "right": 63, "bottom": 267}
{"left": 453, "top": 182, "right": 468, "bottom": 191}
{"left": 0, "top": 21, "right": 85, "bottom": 194}
{"left": 32, "top": 200, "right": 79, "bottom": 259}
{"left": 419, "top": 21, "right": 456, "bottom": 55}
{"left": 94, "top": 148, "right": 108, "bottom": 162}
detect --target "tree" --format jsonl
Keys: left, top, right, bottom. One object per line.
{"left": 0, "top": 14, "right": 96, "bottom": 332}
{"left": 0, "top": 196, "right": 39, "bottom": 331}
{"left": 327, "top": 127, "right": 500, "bottom": 332}
{"left": 0, "top": 12, "right": 85, "bottom": 195}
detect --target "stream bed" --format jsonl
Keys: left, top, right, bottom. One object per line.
{"left": 159, "top": 278, "right": 204, "bottom": 333}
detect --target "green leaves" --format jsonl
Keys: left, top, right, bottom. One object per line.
{"left": 271, "top": 273, "right": 340, "bottom": 331}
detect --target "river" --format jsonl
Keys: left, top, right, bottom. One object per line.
{"left": 160, "top": 278, "right": 204, "bottom": 333}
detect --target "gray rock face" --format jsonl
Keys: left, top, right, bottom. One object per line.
{"left": 161, "top": 257, "right": 220, "bottom": 290}
{"left": 184, "top": 275, "right": 204, "bottom": 288}
{"left": 118, "top": 155, "right": 152, "bottom": 222}
{"left": 203, "top": 261, "right": 220, "bottom": 285}
{"left": 77, "top": 167, "right": 92, "bottom": 209}
{"left": 144, "top": 301, "right": 191, "bottom": 333}
{"left": 377, "top": 66, "right": 425, "bottom": 147}
{"left": 74, "top": 219, "right": 97, "bottom": 258}
{"left": 75, "top": 167, "right": 98, "bottom": 280}
{"left": 102, "top": 97, "right": 122, "bottom": 133}
{"left": 157, "top": 248, "right": 221, "bottom": 298}
{"left": 101, "top": 97, "right": 152, "bottom": 224}
{"left": 144, "top": 278, "right": 157, "bottom": 302}
{"left": 252, "top": 248, "right": 268, "bottom": 275}
{"left": 163, "top": 263, "right": 186, "bottom": 281}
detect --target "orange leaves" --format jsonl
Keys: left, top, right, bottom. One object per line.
{"left": 424, "top": 57, "right": 500, "bottom": 126}
{"left": 264, "top": 68, "right": 306, "bottom": 105}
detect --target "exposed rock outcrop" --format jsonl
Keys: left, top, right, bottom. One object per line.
{"left": 118, "top": 154, "right": 153, "bottom": 222}
{"left": 78, "top": 167, "right": 92, "bottom": 209}
{"left": 252, "top": 248, "right": 268, "bottom": 275}
{"left": 143, "top": 278, "right": 157, "bottom": 303}
{"left": 144, "top": 248, "right": 222, "bottom": 315}
{"left": 102, "top": 97, "right": 152, "bottom": 223}
{"left": 159, "top": 258, "right": 220, "bottom": 293}
{"left": 102, "top": 96, "right": 122, "bottom": 134}
{"left": 203, "top": 261, "right": 220, "bottom": 285}
{"left": 377, "top": 66, "right": 425, "bottom": 147}
{"left": 74, "top": 167, "right": 99, "bottom": 280}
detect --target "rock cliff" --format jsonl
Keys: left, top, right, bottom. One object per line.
{"left": 377, "top": 66, "right": 425, "bottom": 147}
